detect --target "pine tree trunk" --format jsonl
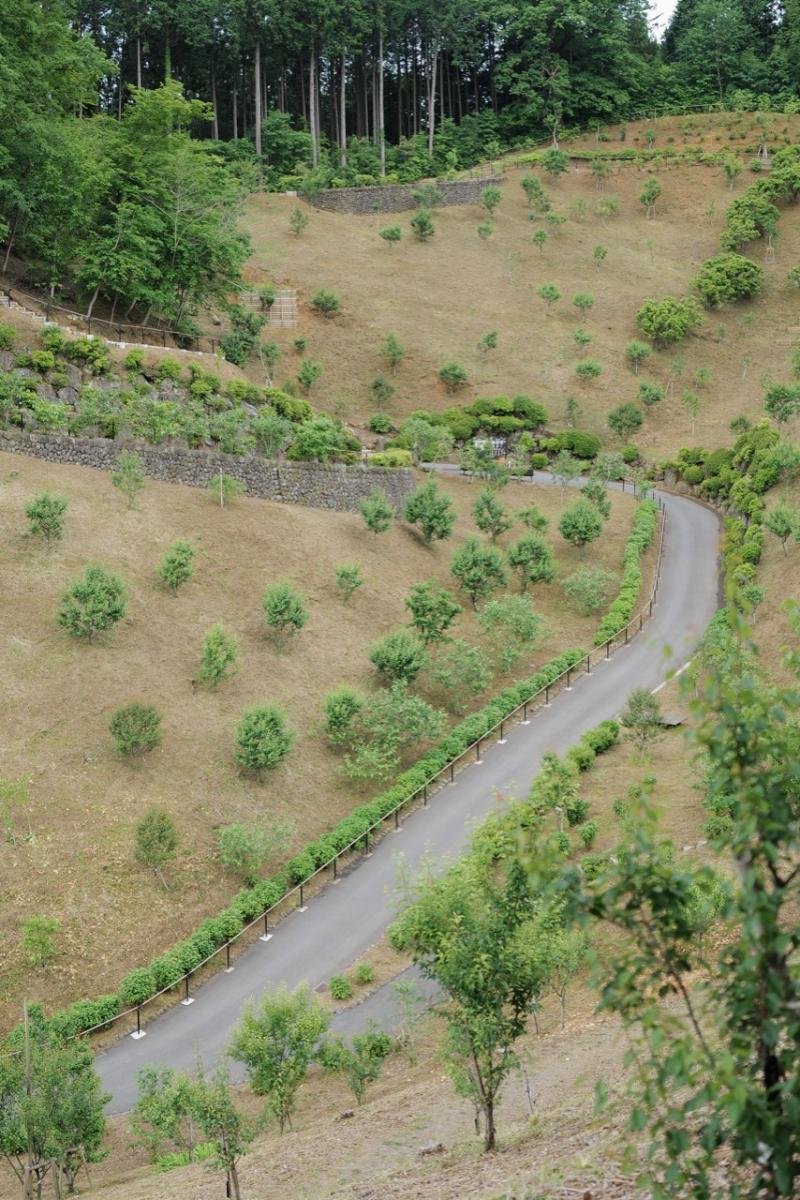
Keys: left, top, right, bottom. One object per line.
{"left": 210, "top": 52, "right": 219, "bottom": 140}
{"left": 164, "top": 34, "right": 171, "bottom": 82}
{"left": 340, "top": 54, "right": 347, "bottom": 167}
{"left": 136, "top": 35, "right": 142, "bottom": 88}
{"left": 426, "top": 50, "right": 438, "bottom": 157}
{"left": 309, "top": 51, "right": 319, "bottom": 166}
{"left": 232, "top": 85, "right": 238, "bottom": 139}
{"left": 254, "top": 40, "right": 262, "bottom": 156}
{"left": 378, "top": 29, "right": 385, "bottom": 176}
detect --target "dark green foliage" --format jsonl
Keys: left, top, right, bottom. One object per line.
{"left": 450, "top": 537, "right": 507, "bottom": 608}
{"left": 369, "top": 629, "right": 427, "bottom": 684}
{"left": 692, "top": 253, "right": 763, "bottom": 307}
{"left": 221, "top": 307, "right": 266, "bottom": 367}
{"left": 635, "top": 296, "right": 702, "bottom": 346}
{"left": 608, "top": 402, "right": 643, "bottom": 440}
{"left": 438, "top": 361, "right": 468, "bottom": 393}
{"left": 558, "top": 499, "right": 603, "bottom": 549}
{"left": 288, "top": 414, "right": 358, "bottom": 461}
{"left": 234, "top": 705, "right": 294, "bottom": 775}
{"left": 158, "top": 540, "right": 196, "bottom": 592}
{"left": 311, "top": 289, "right": 340, "bottom": 318}
{"left": 405, "top": 580, "right": 462, "bottom": 644}
{"left": 198, "top": 623, "right": 239, "bottom": 688}
{"left": 472, "top": 487, "right": 512, "bottom": 542}
{"left": 262, "top": 581, "right": 309, "bottom": 644}
{"left": 57, "top": 565, "right": 126, "bottom": 639}
{"left": 25, "top": 491, "right": 67, "bottom": 541}
{"left": 379, "top": 225, "right": 402, "bottom": 244}
{"left": 594, "top": 500, "right": 658, "bottom": 645}
{"left": 109, "top": 703, "right": 162, "bottom": 757}
{"left": 410, "top": 209, "right": 435, "bottom": 241}
{"left": 134, "top": 808, "right": 177, "bottom": 878}
{"left": 557, "top": 429, "right": 601, "bottom": 459}
{"left": 360, "top": 488, "right": 394, "bottom": 535}
{"left": 506, "top": 533, "right": 556, "bottom": 592}
{"left": 404, "top": 480, "right": 455, "bottom": 546}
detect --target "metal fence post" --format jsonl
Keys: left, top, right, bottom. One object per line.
{"left": 181, "top": 973, "right": 194, "bottom": 1005}
{"left": 449, "top": 762, "right": 455, "bottom": 784}
{"left": 394, "top": 808, "right": 400, "bottom": 831}
{"left": 545, "top": 685, "right": 550, "bottom": 706}
{"left": 566, "top": 669, "right": 572, "bottom": 690}
{"left": 476, "top": 739, "right": 482, "bottom": 763}
{"left": 606, "top": 639, "right": 611, "bottom": 660}
{"left": 299, "top": 884, "right": 306, "bottom": 911}
{"left": 498, "top": 720, "right": 506, "bottom": 744}
{"left": 586, "top": 653, "right": 591, "bottom": 673}
{"left": 225, "top": 942, "right": 234, "bottom": 973}
{"left": 522, "top": 701, "right": 529, "bottom": 724}
{"left": 260, "top": 912, "right": 272, "bottom": 941}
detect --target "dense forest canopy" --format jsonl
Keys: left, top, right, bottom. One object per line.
{"left": 0, "top": 0, "right": 798, "bottom": 323}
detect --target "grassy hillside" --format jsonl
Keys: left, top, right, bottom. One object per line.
{"left": 242, "top": 115, "right": 799, "bottom": 459}
{"left": 0, "top": 452, "right": 639, "bottom": 1029}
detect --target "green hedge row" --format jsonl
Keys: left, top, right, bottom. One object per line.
{"left": 28, "top": 646, "right": 588, "bottom": 1039}
{"left": 593, "top": 500, "right": 659, "bottom": 646}
{"left": 399, "top": 718, "right": 620, "bottom": 894}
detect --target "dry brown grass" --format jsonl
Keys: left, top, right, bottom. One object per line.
{"left": 0, "top": 451, "right": 637, "bottom": 1028}
{"left": 242, "top": 122, "right": 799, "bottom": 460}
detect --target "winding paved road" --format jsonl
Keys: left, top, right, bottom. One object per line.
{"left": 97, "top": 482, "right": 720, "bottom": 1113}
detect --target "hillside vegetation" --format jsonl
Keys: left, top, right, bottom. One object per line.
{"left": 243, "top": 118, "right": 800, "bottom": 460}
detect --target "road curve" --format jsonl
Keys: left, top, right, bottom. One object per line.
{"left": 97, "top": 484, "right": 719, "bottom": 1113}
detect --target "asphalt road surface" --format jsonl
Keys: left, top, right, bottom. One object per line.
{"left": 97, "top": 481, "right": 720, "bottom": 1113}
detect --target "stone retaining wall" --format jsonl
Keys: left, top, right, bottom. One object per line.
{"left": 308, "top": 176, "right": 504, "bottom": 215}
{"left": 0, "top": 430, "right": 416, "bottom": 513}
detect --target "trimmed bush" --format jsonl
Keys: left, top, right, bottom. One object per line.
{"left": 109, "top": 703, "right": 162, "bottom": 757}
{"left": 329, "top": 975, "right": 354, "bottom": 1001}
{"left": 119, "top": 967, "right": 156, "bottom": 1007}
{"left": 692, "top": 253, "right": 763, "bottom": 308}
{"left": 57, "top": 565, "right": 127, "bottom": 639}
{"left": 235, "top": 704, "right": 294, "bottom": 774}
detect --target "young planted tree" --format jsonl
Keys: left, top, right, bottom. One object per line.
{"left": 428, "top": 640, "right": 492, "bottom": 713}
{"left": 516, "top": 503, "right": 549, "bottom": 532}
{"left": 158, "top": 540, "right": 196, "bottom": 592}
{"left": 369, "top": 629, "right": 427, "bottom": 684}
{"left": 190, "top": 1067, "right": 254, "bottom": 1200}
{"left": 311, "top": 289, "right": 340, "bottom": 318}
{"left": 379, "top": 225, "right": 401, "bottom": 245}
{"left": 391, "top": 853, "right": 551, "bottom": 1152}
{"left": 572, "top": 292, "right": 594, "bottom": 319}
{"left": 297, "top": 357, "right": 323, "bottom": 393}
{"left": 404, "top": 480, "right": 456, "bottom": 546}
{"left": 0, "top": 1015, "right": 109, "bottom": 1197}
{"left": 383, "top": 333, "right": 405, "bottom": 374}
{"left": 580, "top": 478, "right": 611, "bottom": 519}
{"left": 438, "top": 361, "right": 468, "bottom": 393}
{"left": 319, "top": 1028, "right": 394, "bottom": 1106}
{"left": 229, "top": 984, "right": 330, "bottom": 1132}
{"left": 234, "top": 705, "right": 294, "bottom": 776}
{"left": 764, "top": 503, "right": 799, "bottom": 553}
{"left": 477, "top": 331, "right": 498, "bottom": 354}
{"left": 198, "top": 623, "right": 239, "bottom": 688}
{"left": 619, "top": 687, "right": 662, "bottom": 750}
{"left": 405, "top": 580, "right": 462, "bottom": 645}
{"left": 551, "top": 449, "right": 582, "bottom": 499}
{"left": 538, "top": 283, "right": 561, "bottom": 309}
{"left": 561, "top": 565, "right": 617, "bottom": 614}
{"left": 607, "top": 403, "right": 643, "bottom": 441}
{"left": 639, "top": 177, "right": 662, "bottom": 218}
{"left": 57, "top": 565, "right": 127, "bottom": 639}
{"left": 262, "top": 581, "right": 309, "bottom": 646}
{"left": 134, "top": 807, "right": 177, "bottom": 884}
{"left": 289, "top": 206, "right": 309, "bottom": 237}
{"left": 25, "top": 492, "right": 67, "bottom": 541}
{"left": 639, "top": 381, "right": 664, "bottom": 410}
{"left": 369, "top": 374, "right": 395, "bottom": 407}
{"left": 410, "top": 209, "right": 435, "bottom": 241}
{"left": 339, "top": 683, "right": 445, "bottom": 784}
{"left": 625, "top": 340, "right": 652, "bottom": 372}
{"left": 481, "top": 186, "right": 502, "bottom": 214}
{"left": 681, "top": 389, "right": 701, "bottom": 437}
{"left": 112, "top": 450, "right": 146, "bottom": 508}
{"left": 208, "top": 472, "right": 244, "bottom": 508}
{"left": 251, "top": 408, "right": 293, "bottom": 458}
{"left": 583, "top": 614, "right": 800, "bottom": 1199}
{"left": 532, "top": 229, "right": 548, "bottom": 254}
{"left": 472, "top": 487, "right": 512, "bottom": 542}
{"left": 558, "top": 499, "right": 603, "bottom": 551}
{"left": 479, "top": 593, "right": 542, "bottom": 671}
{"left": 506, "top": 533, "right": 556, "bottom": 592}
{"left": 593, "top": 244, "right": 608, "bottom": 266}
{"left": 450, "top": 537, "right": 507, "bottom": 608}
{"left": 217, "top": 821, "right": 293, "bottom": 886}
{"left": 360, "top": 488, "right": 394, "bottom": 536}
{"left": 335, "top": 563, "right": 363, "bottom": 604}
{"left": 764, "top": 383, "right": 800, "bottom": 426}
{"left": 109, "top": 703, "right": 162, "bottom": 757}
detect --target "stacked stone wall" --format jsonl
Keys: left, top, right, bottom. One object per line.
{"left": 308, "top": 177, "right": 503, "bottom": 214}
{"left": 0, "top": 430, "right": 415, "bottom": 513}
